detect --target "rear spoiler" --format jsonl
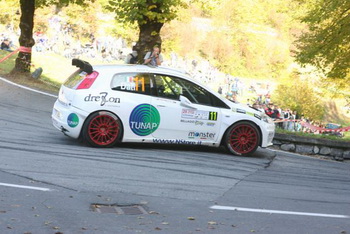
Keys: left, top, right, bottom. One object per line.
{"left": 72, "top": 59, "right": 93, "bottom": 74}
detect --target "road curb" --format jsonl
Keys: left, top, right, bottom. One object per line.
{"left": 0, "top": 76, "right": 58, "bottom": 98}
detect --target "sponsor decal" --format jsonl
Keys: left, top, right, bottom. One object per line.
{"left": 254, "top": 113, "right": 262, "bottom": 120}
{"left": 180, "top": 119, "right": 196, "bottom": 124}
{"left": 180, "top": 120, "right": 205, "bottom": 125}
{"left": 153, "top": 139, "right": 202, "bottom": 145}
{"left": 207, "top": 122, "right": 216, "bottom": 127}
{"left": 84, "top": 92, "right": 120, "bottom": 106}
{"left": 67, "top": 113, "right": 79, "bottom": 128}
{"left": 129, "top": 104, "right": 160, "bottom": 136}
{"left": 181, "top": 109, "right": 218, "bottom": 121}
{"left": 236, "top": 108, "right": 246, "bottom": 114}
{"left": 120, "top": 81, "right": 136, "bottom": 91}
{"left": 233, "top": 108, "right": 262, "bottom": 120}
{"left": 116, "top": 76, "right": 146, "bottom": 92}
{"left": 188, "top": 131, "right": 216, "bottom": 140}
{"left": 181, "top": 119, "right": 216, "bottom": 127}
{"left": 195, "top": 121, "right": 204, "bottom": 126}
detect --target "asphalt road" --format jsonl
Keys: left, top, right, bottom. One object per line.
{"left": 0, "top": 78, "right": 349, "bottom": 234}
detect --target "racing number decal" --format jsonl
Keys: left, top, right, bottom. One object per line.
{"left": 209, "top": 112, "right": 218, "bottom": 121}
{"left": 133, "top": 77, "right": 145, "bottom": 92}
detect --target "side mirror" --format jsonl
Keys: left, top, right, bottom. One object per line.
{"left": 180, "top": 95, "right": 196, "bottom": 109}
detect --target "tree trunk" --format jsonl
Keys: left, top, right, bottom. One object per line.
{"left": 135, "top": 22, "right": 163, "bottom": 64}
{"left": 13, "top": 0, "right": 35, "bottom": 74}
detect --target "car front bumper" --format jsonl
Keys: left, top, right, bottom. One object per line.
{"left": 261, "top": 122, "right": 275, "bottom": 148}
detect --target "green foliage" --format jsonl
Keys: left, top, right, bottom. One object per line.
{"left": 295, "top": 0, "right": 350, "bottom": 79}
{"left": 34, "top": 6, "right": 54, "bottom": 33}
{"left": 189, "top": 0, "right": 223, "bottom": 17}
{"left": 107, "top": 0, "right": 187, "bottom": 26}
{"left": 104, "top": 22, "right": 137, "bottom": 44}
{"left": 272, "top": 72, "right": 325, "bottom": 121}
{"left": 0, "top": 50, "right": 17, "bottom": 75}
{"left": 62, "top": 2, "right": 99, "bottom": 41}
{"left": 192, "top": 0, "right": 299, "bottom": 79}
{"left": 0, "top": 0, "right": 19, "bottom": 26}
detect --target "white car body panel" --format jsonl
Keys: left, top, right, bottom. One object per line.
{"left": 52, "top": 62, "right": 275, "bottom": 153}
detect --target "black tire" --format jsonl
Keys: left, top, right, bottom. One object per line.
{"left": 82, "top": 111, "right": 122, "bottom": 147}
{"left": 224, "top": 121, "right": 260, "bottom": 156}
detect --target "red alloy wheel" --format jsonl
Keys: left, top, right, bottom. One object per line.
{"left": 227, "top": 122, "right": 259, "bottom": 155}
{"left": 86, "top": 113, "right": 120, "bottom": 147}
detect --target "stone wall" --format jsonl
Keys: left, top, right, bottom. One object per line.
{"left": 271, "top": 133, "right": 350, "bottom": 161}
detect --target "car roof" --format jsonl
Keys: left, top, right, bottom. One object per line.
{"left": 92, "top": 64, "right": 190, "bottom": 78}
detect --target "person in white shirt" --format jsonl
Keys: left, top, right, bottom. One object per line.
{"left": 144, "top": 45, "right": 163, "bottom": 66}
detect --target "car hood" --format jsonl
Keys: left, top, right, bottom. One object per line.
{"left": 226, "top": 101, "right": 262, "bottom": 117}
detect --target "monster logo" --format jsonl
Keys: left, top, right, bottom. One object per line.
{"left": 129, "top": 104, "right": 160, "bottom": 136}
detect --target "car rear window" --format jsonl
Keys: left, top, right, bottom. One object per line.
{"left": 64, "top": 70, "right": 86, "bottom": 89}
{"left": 64, "top": 70, "right": 98, "bottom": 89}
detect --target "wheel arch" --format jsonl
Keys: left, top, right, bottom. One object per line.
{"left": 220, "top": 120, "right": 263, "bottom": 147}
{"left": 80, "top": 110, "right": 125, "bottom": 142}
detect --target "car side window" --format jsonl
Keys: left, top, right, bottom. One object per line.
{"left": 153, "top": 74, "right": 182, "bottom": 100}
{"left": 152, "top": 74, "right": 229, "bottom": 108}
{"left": 111, "top": 73, "right": 152, "bottom": 95}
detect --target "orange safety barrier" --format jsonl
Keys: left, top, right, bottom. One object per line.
{"left": 0, "top": 48, "right": 19, "bottom": 63}
{"left": 273, "top": 119, "right": 350, "bottom": 133}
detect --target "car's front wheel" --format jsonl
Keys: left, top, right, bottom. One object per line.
{"left": 82, "top": 111, "right": 122, "bottom": 147}
{"left": 224, "top": 121, "right": 260, "bottom": 156}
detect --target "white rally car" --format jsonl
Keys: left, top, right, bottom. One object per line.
{"left": 52, "top": 59, "right": 275, "bottom": 156}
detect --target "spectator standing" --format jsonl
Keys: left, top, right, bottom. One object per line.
{"left": 217, "top": 85, "right": 223, "bottom": 95}
{"left": 270, "top": 104, "right": 281, "bottom": 119}
{"left": 265, "top": 103, "right": 274, "bottom": 117}
{"left": 125, "top": 45, "right": 138, "bottom": 64}
{"left": 283, "top": 109, "right": 291, "bottom": 129}
{"left": 259, "top": 104, "right": 266, "bottom": 113}
{"left": 144, "top": 45, "right": 163, "bottom": 66}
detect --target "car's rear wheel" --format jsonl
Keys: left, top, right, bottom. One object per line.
{"left": 82, "top": 111, "right": 122, "bottom": 147}
{"left": 225, "top": 121, "right": 260, "bottom": 156}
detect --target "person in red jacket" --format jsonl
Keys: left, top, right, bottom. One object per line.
{"left": 265, "top": 103, "right": 274, "bottom": 117}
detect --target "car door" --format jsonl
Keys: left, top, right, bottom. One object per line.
{"left": 110, "top": 72, "right": 154, "bottom": 141}
{"left": 150, "top": 73, "right": 225, "bottom": 143}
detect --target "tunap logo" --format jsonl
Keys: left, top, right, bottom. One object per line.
{"left": 129, "top": 104, "right": 160, "bottom": 136}
{"left": 67, "top": 113, "right": 79, "bottom": 128}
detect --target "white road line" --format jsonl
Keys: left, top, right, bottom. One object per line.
{"left": 210, "top": 205, "right": 349, "bottom": 219}
{"left": 0, "top": 77, "right": 58, "bottom": 98}
{"left": 0, "top": 182, "right": 53, "bottom": 192}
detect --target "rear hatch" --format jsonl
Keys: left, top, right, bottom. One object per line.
{"left": 58, "top": 69, "right": 99, "bottom": 106}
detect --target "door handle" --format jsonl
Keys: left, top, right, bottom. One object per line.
{"left": 157, "top": 105, "right": 166, "bottom": 107}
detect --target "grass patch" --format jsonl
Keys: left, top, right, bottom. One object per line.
{"left": 276, "top": 128, "right": 350, "bottom": 141}
{"left": 1, "top": 50, "right": 124, "bottom": 94}
{"left": 0, "top": 50, "right": 62, "bottom": 94}
{"left": 0, "top": 50, "right": 17, "bottom": 74}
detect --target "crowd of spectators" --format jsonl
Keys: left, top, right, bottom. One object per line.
{"left": 1, "top": 16, "right": 128, "bottom": 62}
{"left": 32, "top": 16, "right": 128, "bottom": 62}
{"left": 249, "top": 93, "right": 333, "bottom": 134}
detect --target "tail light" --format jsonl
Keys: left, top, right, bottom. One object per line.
{"left": 76, "top": 71, "right": 99, "bottom": 90}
